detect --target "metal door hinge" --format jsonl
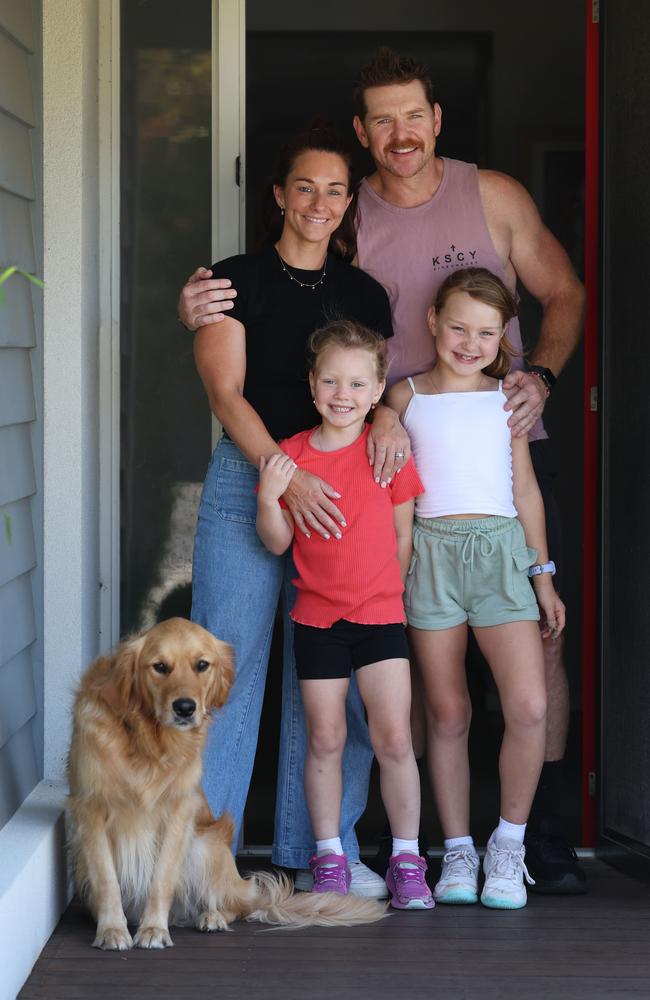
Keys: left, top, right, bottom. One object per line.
{"left": 592, "top": 0, "right": 599, "bottom": 23}
{"left": 590, "top": 386, "right": 598, "bottom": 411}
{"left": 588, "top": 771, "right": 597, "bottom": 798}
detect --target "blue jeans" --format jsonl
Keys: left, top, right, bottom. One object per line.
{"left": 191, "top": 438, "right": 374, "bottom": 867}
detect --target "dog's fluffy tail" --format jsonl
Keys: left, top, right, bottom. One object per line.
{"left": 244, "top": 869, "right": 387, "bottom": 928}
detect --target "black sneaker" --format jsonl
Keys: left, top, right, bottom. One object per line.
{"left": 525, "top": 827, "right": 587, "bottom": 894}
{"left": 368, "top": 826, "right": 392, "bottom": 878}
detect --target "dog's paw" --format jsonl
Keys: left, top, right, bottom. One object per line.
{"left": 133, "top": 925, "right": 174, "bottom": 949}
{"left": 93, "top": 926, "right": 133, "bottom": 951}
{"left": 196, "top": 909, "right": 230, "bottom": 933}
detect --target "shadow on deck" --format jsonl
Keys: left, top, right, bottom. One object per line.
{"left": 19, "top": 860, "right": 650, "bottom": 999}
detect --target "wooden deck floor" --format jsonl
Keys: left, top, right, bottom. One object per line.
{"left": 19, "top": 861, "right": 650, "bottom": 1000}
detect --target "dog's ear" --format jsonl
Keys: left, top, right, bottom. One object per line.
{"left": 95, "top": 634, "right": 146, "bottom": 717}
{"left": 207, "top": 638, "right": 234, "bottom": 710}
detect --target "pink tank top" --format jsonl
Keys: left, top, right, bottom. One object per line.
{"left": 356, "top": 158, "right": 546, "bottom": 441}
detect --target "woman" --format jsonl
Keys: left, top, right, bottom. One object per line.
{"left": 191, "top": 124, "right": 408, "bottom": 895}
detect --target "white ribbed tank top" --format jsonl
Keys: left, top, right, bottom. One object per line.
{"left": 403, "top": 377, "right": 517, "bottom": 518}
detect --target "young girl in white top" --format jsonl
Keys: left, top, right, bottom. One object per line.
{"left": 387, "top": 267, "right": 565, "bottom": 910}
{"left": 256, "top": 321, "right": 433, "bottom": 909}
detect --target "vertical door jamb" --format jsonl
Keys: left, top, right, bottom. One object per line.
{"left": 581, "top": 0, "right": 600, "bottom": 848}
{"left": 98, "top": 0, "right": 121, "bottom": 650}
{"left": 212, "top": 0, "right": 246, "bottom": 449}
{"left": 211, "top": 0, "right": 246, "bottom": 847}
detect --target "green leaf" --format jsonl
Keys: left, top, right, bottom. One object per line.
{"left": 0, "top": 265, "right": 45, "bottom": 306}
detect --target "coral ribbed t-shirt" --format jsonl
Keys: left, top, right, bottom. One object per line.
{"left": 279, "top": 425, "right": 423, "bottom": 628}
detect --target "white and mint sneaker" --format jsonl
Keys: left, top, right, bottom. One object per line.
{"left": 433, "top": 847, "right": 480, "bottom": 904}
{"left": 480, "top": 836, "right": 534, "bottom": 909}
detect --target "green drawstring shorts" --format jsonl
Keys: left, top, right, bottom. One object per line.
{"left": 405, "top": 515, "right": 540, "bottom": 630}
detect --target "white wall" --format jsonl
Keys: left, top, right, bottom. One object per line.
{"left": 42, "top": 0, "right": 101, "bottom": 780}
{"left": 0, "top": 8, "right": 114, "bottom": 994}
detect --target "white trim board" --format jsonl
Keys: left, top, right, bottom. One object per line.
{"left": 0, "top": 780, "right": 69, "bottom": 1000}
{"left": 98, "top": 0, "right": 121, "bottom": 651}
{"left": 42, "top": 0, "right": 103, "bottom": 780}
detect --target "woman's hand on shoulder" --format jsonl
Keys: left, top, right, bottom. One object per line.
{"left": 282, "top": 468, "right": 345, "bottom": 541}
{"left": 368, "top": 403, "right": 411, "bottom": 487}
{"left": 258, "top": 454, "right": 297, "bottom": 504}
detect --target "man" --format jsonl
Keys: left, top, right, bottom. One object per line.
{"left": 179, "top": 48, "right": 586, "bottom": 895}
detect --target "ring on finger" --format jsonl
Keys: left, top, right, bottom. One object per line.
{"left": 395, "top": 450, "right": 405, "bottom": 459}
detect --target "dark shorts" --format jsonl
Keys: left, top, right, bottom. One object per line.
{"left": 530, "top": 439, "right": 564, "bottom": 595}
{"left": 293, "top": 619, "right": 409, "bottom": 680}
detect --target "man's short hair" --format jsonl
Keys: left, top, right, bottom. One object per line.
{"left": 353, "top": 47, "right": 436, "bottom": 119}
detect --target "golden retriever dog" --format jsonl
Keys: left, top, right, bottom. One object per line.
{"left": 67, "top": 617, "right": 385, "bottom": 949}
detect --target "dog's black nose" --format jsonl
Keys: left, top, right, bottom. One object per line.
{"left": 172, "top": 698, "right": 196, "bottom": 719}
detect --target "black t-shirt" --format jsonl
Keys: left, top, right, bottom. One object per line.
{"left": 210, "top": 245, "right": 393, "bottom": 440}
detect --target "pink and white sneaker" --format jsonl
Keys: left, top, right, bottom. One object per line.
{"left": 386, "top": 853, "right": 434, "bottom": 910}
{"left": 308, "top": 852, "right": 351, "bottom": 894}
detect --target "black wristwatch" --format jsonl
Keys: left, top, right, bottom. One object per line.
{"left": 526, "top": 364, "right": 557, "bottom": 394}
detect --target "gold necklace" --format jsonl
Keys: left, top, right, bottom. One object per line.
{"left": 275, "top": 248, "right": 327, "bottom": 290}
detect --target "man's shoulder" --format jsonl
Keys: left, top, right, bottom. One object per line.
{"left": 477, "top": 169, "right": 532, "bottom": 216}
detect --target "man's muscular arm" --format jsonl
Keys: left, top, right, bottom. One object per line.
{"left": 178, "top": 267, "right": 238, "bottom": 330}
{"left": 479, "top": 171, "right": 585, "bottom": 436}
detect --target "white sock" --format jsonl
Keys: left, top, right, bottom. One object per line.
{"left": 391, "top": 837, "right": 419, "bottom": 857}
{"left": 444, "top": 835, "right": 475, "bottom": 852}
{"left": 316, "top": 836, "right": 343, "bottom": 857}
{"left": 493, "top": 817, "right": 526, "bottom": 845}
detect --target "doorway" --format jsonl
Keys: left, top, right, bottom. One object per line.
{"left": 242, "top": 0, "right": 586, "bottom": 850}
{"left": 119, "top": 0, "right": 587, "bottom": 852}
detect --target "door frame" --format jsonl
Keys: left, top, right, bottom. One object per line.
{"left": 581, "top": 0, "right": 599, "bottom": 850}
{"left": 98, "top": 0, "right": 121, "bottom": 651}
{"left": 595, "top": 0, "right": 650, "bottom": 877}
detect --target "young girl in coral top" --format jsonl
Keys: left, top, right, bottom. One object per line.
{"left": 388, "top": 267, "right": 565, "bottom": 910}
{"left": 256, "top": 319, "right": 432, "bottom": 910}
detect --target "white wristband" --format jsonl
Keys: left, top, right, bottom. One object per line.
{"left": 528, "top": 561, "right": 556, "bottom": 577}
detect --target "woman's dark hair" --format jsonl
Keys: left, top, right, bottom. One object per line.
{"left": 434, "top": 267, "right": 520, "bottom": 379}
{"left": 260, "top": 120, "right": 358, "bottom": 261}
